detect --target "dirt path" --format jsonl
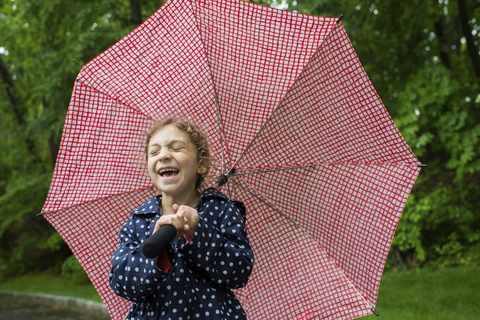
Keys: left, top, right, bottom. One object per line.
{"left": 0, "top": 292, "right": 111, "bottom": 320}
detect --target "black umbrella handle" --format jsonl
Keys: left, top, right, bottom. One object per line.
{"left": 141, "top": 225, "right": 177, "bottom": 258}
{"left": 141, "top": 200, "right": 201, "bottom": 258}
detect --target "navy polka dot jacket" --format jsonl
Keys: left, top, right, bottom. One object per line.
{"left": 109, "top": 188, "right": 254, "bottom": 319}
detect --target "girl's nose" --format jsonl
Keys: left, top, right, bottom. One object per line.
{"left": 157, "top": 149, "right": 172, "bottom": 161}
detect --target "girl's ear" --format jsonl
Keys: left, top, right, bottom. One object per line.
{"left": 197, "top": 159, "right": 207, "bottom": 174}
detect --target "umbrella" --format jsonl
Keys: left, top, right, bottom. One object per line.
{"left": 42, "top": 0, "right": 422, "bottom": 319}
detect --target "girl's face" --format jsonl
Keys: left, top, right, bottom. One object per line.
{"left": 147, "top": 125, "right": 204, "bottom": 200}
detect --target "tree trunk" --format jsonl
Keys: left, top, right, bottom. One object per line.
{"left": 42, "top": 98, "right": 60, "bottom": 168}
{"left": 434, "top": 12, "right": 452, "bottom": 71}
{"left": 457, "top": 0, "right": 480, "bottom": 79}
{"left": 0, "top": 55, "right": 21, "bottom": 123}
{"left": 452, "top": 16, "right": 461, "bottom": 56}
{"left": 130, "top": 0, "right": 143, "bottom": 25}
{"left": 49, "top": 136, "right": 59, "bottom": 167}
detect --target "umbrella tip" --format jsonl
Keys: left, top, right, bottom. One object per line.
{"left": 371, "top": 308, "right": 379, "bottom": 316}
{"left": 336, "top": 14, "right": 344, "bottom": 24}
{"left": 214, "top": 175, "right": 229, "bottom": 190}
{"left": 73, "top": 58, "right": 82, "bottom": 66}
{"left": 213, "top": 168, "right": 236, "bottom": 190}
{"left": 417, "top": 163, "right": 428, "bottom": 167}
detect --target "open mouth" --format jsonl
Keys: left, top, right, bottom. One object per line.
{"left": 158, "top": 168, "right": 179, "bottom": 177}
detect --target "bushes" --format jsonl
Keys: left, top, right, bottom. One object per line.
{"left": 390, "top": 64, "right": 480, "bottom": 269}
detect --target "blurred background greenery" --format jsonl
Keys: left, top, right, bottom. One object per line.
{"left": 0, "top": 0, "right": 479, "bottom": 317}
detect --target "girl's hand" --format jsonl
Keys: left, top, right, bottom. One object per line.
{"left": 153, "top": 213, "right": 188, "bottom": 241}
{"left": 173, "top": 204, "right": 200, "bottom": 242}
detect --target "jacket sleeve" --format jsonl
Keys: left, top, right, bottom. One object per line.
{"left": 178, "top": 199, "right": 254, "bottom": 290}
{"left": 109, "top": 215, "right": 173, "bottom": 302}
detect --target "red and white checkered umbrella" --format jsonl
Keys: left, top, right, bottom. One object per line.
{"left": 42, "top": 0, "right": 422, "bottom": 319}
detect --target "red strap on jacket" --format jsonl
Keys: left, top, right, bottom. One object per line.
{"left": 156, "top": 250, "right": 171, "bottom": 273}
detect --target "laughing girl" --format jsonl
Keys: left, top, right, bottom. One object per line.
{"left": 109, "top": 118, "right": 254, "bottom": 320}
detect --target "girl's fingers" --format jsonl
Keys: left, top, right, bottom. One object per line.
{"left": 157, "top": 216, "right": 174, "bottom": 224}
{"left": 154, "top": 218, "right": 174, "bottom": 233}
{"left": 158, "top": 206, "right": 196, "bottom": 236}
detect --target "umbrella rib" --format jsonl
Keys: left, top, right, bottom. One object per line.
{"left": 226, "top": 180, "right": 232, "bottom": 199}
{"left": 232, "top": 161, "right": 424, "bottom": 176}
{"left": 210, "top": 163, "right": 223, "bottom": 174}
{"left": 333, "top": 266, "right": 378, "bottom": 315}
{"left": 213, "top": 90, "right": 227, "bottom": 173}
{"left": 230, "top": 177, "right": 299, "bottom": 227}
{"left": 188, "top": 0, "right": 228, "bottom": 172}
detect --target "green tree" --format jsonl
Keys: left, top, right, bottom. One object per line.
{"left": 0, "top": 0, "right": 161, "bottom": 275}
{"left": 289, "top": 0, "right": 480, "bottom": 268}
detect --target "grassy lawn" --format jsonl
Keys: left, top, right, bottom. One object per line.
{"left": 364, "top": 266, "right": 480, "bottom": 319}
{"left": 0, "top": 268, "right": 102, "bottom": 303}
{"left": 0, "top": 266, "right": 479, "bottom": 319}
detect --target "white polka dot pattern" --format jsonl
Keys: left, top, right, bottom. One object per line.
{"left": 108, "top": 188, "right": 253, "bottom": 319}
{"left": 42, "top": 0, "right": 421, "bottom": 319}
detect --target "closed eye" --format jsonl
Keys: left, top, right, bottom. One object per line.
{"left": 171, "top": 144, "right": 184, "bottom": 151}
{"left": 149, "top": 149, "right": 160, "bottom": 155}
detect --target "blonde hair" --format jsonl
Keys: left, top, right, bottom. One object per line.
{"left": 145, "top": 118, "right": 210, "bottom": 192}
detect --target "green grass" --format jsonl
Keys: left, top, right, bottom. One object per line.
{"left": 0, "top": 268, "right": 103, "bottom": 303}
{"left": 1, "top": 266, "right": 479, "bottom": 319}
{"left": 364, "top": 266, "right": 480, "bottom": 320}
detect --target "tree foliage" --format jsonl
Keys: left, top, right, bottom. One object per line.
{"left": 288, "top": 0, "right": 480, "bottom": 268}
{"left": 1, "top": 0, "right": 479, "bottom": 276}
{"left": 0, "top": 0, "right": 161, "bottom": 274}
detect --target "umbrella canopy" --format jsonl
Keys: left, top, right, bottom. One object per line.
{"left": 42, "top": 0, "right": 422, "bottom": 319}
